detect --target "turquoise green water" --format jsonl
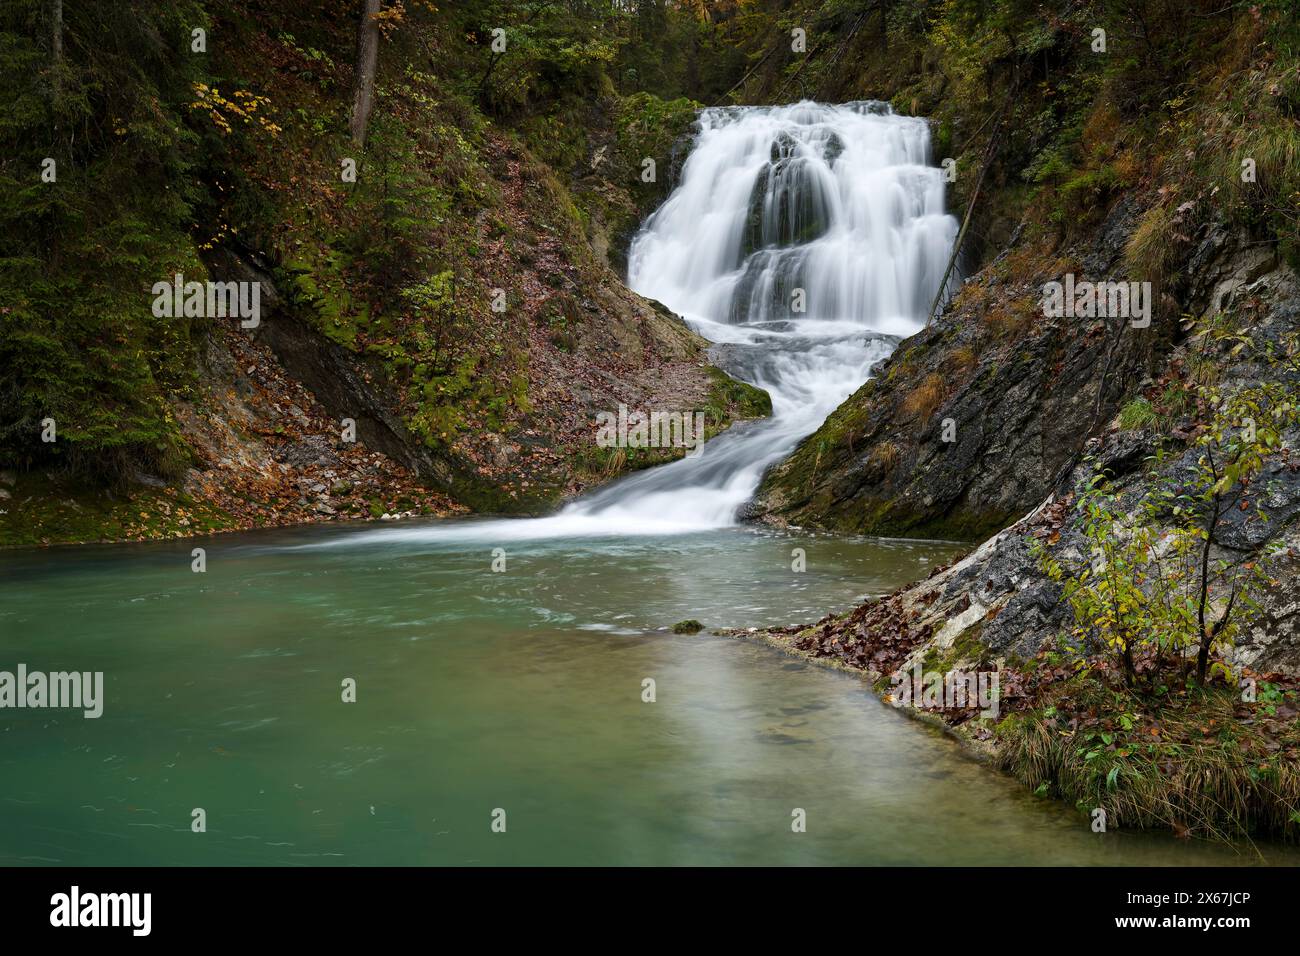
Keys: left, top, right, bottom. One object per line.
{"left": 0, "top": 521, "right": 1292, "bottom": 865}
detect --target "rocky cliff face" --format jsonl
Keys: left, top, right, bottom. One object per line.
{"left": 748, "top": 196, "right": 1278, "bottom": 540}
{"left": 749, "top": 224, "right": 1300, "bottom": 674}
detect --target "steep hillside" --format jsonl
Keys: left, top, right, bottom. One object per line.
{"left": 0, "top": 0, "right": 768, "bottom": 545}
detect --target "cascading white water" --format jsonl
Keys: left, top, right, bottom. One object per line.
{"left": 558, "top": 100, "right": 958, "bottom": 532}
{"left": 322, "top": 101, "right": 956, "bottom": 545}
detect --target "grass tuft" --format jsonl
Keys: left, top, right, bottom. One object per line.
{"left": 901, "top": 373, "right": 947, "bottom": 426}
{"left": 999, "top": 677, "right": 1300, "bottom": 845}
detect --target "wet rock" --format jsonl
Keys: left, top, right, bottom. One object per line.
{"left": 1235, "top": 534, "right": 1300, "bottom": 676}
{"left": 129, "top": 469, "right": 168, "bottom": 489}
{"left": 1081, "top": 194, "right": 1141, "bottom": 275}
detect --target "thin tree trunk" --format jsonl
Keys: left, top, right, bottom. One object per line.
{"left": 349, "top": 0, "right": 382, "bottom": 147}
{"left": 1194, "top": 471, "right": 1223, "bottom": 685}
{"left": 475, "top": 50, "right": 503, "bottom": 108}
{"left": 926, "top": 72, "right": 1019, "bottom": 325}
{"left": 50, "top": 0, "right": 62, "bottom": 94}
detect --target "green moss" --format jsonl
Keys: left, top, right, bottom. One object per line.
{"left": 704, "top": 367, "right": 772, "bottom": 424}
{"left": 0, "top": 472, "right": 237, "bottom": 548}
{"left": 929, "top": 621, "right": 992, "bottom": 674}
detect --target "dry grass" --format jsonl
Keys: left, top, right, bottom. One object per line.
{"left": 868, "top": 439, "right": 900, "bottom": 475}
{"left": 1081, "top": 100, "right": 1124, "bottom": 161}
{"left": 574, "top": 445, "right": 626, "bottom": 481}
{"left": 949, "top": 280, "right": 991, "bottom": 315}
{"left": 946, "top": 344, "right": 979, "bottom": 375}
{"left": 1110, "top": 147, "right": 1143, "bottom": 187}
{"left": 1232, "top": 120, "right": 1300, "bottom": 207}
{"left": 983, "top": 295, "right": 1037, "bottom": 339}
{"left": 1187, "top": 354, "right": 1222, "bottom": 388}
{"left": 900, "top": 373, "right": 947, "bottom": 425}
{"left": 1123, "top": 203, "right": 1176, "bottom": 291}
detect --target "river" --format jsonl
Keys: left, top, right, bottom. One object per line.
{"left": 3, "top": 525, "right": 1290, "bottom": 864}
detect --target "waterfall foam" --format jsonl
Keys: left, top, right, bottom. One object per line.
{"left": 327, "top": 100, "right": 956, "bottom": 545}
{"left": 564, "top": 101, "right": 957, "bottom": 530}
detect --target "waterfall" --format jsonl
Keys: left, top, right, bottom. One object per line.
{"left": 562, "top": 101, "right": 957, "bottom": 532}
{"left": 322, "top": 101, "right": 957, "bottom": 545}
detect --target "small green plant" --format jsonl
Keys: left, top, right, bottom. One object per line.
{"left": 1042, "top": 337, "right": 1298, "bottom": 688}
{"left": 1118, "top": 397, "right": 1157, "bottom": 431}
{"left": 400, "top": 271, "right": 474, "bottom": 375}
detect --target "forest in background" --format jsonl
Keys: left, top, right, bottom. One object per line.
{"left": 2, "top": 1, "right": 1296, "bottom": 536}
{"left": 0, "top": 0, "right": 767, "bottom": 540}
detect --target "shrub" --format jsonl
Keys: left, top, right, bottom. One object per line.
{"left": 1042, "top": 361, "right": 1298, "bottom": 688}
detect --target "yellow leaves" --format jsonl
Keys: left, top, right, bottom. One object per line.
{"left": 374, "top": 0, "right": 408, "bottom": 39}
{"left": 188, "top": 83, "right": 278, "bottom": 138}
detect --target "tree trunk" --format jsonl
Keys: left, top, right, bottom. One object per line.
{"left": 1195, "top": 639, "right": 1211, "bottom": 686}
{"left": 349, "top": 0, "right": 382, "bottom": 147}
{"left": 1193, "top": 492, "right": 1222, "bottom": 685}
{"left": 50, "top": 0, "right": 62, "bottom": 94}
{"left": 51, "top": 0, "right": 61, "bottom": 60}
